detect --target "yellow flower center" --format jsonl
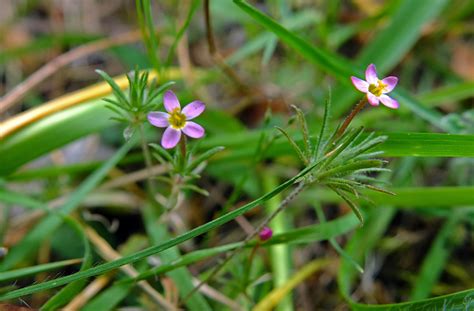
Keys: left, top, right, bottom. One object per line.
{"left": 168, "top": 108, "right": 187, "bottom": 129}
{"left": 368, "top": 80, "right": 387, "bottom": 97}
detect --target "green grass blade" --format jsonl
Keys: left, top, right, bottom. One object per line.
{"left": 42, "top": 217, "right": 92, "bottom": 310}
{"left": 143, "top": 205, "right": 212, "bottom": 311}
{"left": 0, "top": 188, "right": 49, "bottom": 212}
{"left": 0, "top": 137, "right": 135, "bottom": 271}
{"left": 418, "top": 82, "right": 474, "bottom": 106}
{"left": 203, "top": 131, "right": 474, "bottom": 158}
{"left": 337, "top": 208, "right": 396, "bottom": 298}
{"left": 301, "top": 186, "right": 474, "bottom": 208}
{"left": 127, "top": 213, "right": 359, "bottom": 283}
{"left": 351, "top": 288, "right": 474, "bottom": 310}
{"left": 0, "top": 159, "right": 323, "bottom": 300}
{"left": 233, "top": 0, "right": 353, "bottom": 81}
{"left": 357, "top": 0, "right": 450, "bottom": 72}
{"left": 409, "top": 211, "right": 464, "bottom": 300}
{"left": 165, "top": 0, "right": 200, "bottom": 66}
{"left": 225, "top": 10, "right": 321, "bottom": 66}
{"left": 262, "top": 173, "right": 294, "bottom": 311}
{"left": 331, "top": 0, "right": 450, "bottom": 118}
{"left": 2, "top": 95, "right": 472, "bottom": 178}
{"left": 233, "top": 0, "right": 454, "bottom": 132}
{"left": 81, "top": 283, "right": 132, "bottom": 311}
{"left": 372, "top": 132, "right": 474, "bottom": 157}
{"left": 0, "top": 259, "right": 81, "bottom": 282}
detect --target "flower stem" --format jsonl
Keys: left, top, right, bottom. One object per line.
{"left": 138, "top": 124, "right": 160, "bottom": 211}
{"left": 179, "top": 135, "right": 187, "bottom": 171}
{"left": 183, "top": 182, "right": 306, "bottom": 302}
{"left": 180, "top": 135, "right": 187, "bottom": 159}
{"left": 336, "top": 98, "right": 367, "bottom": 138}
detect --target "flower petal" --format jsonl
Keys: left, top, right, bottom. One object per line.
{"left": 182, "top": 100, "right": 205, "bottom": 120}
{"left": 161, "top": 127, "right": 181, "bottom": 149}
{"left": 367, "top": 93, "right": 380, "bottom": 106}
{"left": 365, "top": 64, "right": 378, "bottom": 84}
{"left": 147, "top": 112, "right": 170, "bottom": 128}
{"left": 379, "top": 95, "right": 399, "bottom": 109}
{"left": 381, "top": 76, "right": 398, "bottom": 93}
{"left": 182, "top": 121, "right": 205, "bottom": 139}
{"left": 163, "top": 90, "right": 180, "bottom": 113}
{"left": 350, "top": 76, "right": 369, "bottom": 92}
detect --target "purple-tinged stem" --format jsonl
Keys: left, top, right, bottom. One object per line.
{"left": 336, "top": 98, "right": 367, "bottom": 138}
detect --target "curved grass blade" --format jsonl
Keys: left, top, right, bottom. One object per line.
{"left": 418, "top": 82, "right": 474, "bottom": 106}
{"left": 0, "top": 259, "right": 81, "bottom": 282}
{"left": 0, "top": 158, "right": 325, "bottom": 300}
{"left": 143, "top": 206, "right": 212, "bottom": 311}
{"left": 123, "top": 213, "right": 359, "bottom": 283}
{"left": 350, "top": 288, "right": 474, "bottom": 310}
{"left": 42, "top": 217, "right": 92, "bottom": 310}
{"left": 0, "top": 137, "right": 135, "bottom": 271}
{"left": 409, "top": 211, "right": 464, "bottom": 300}
{"left": 233, "top": 0, "right": 454, "bottom": 132}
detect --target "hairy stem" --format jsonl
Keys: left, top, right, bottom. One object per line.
{"left": 336, "top": 99, "right": 367, "bottom": 138}
{"left": 183, "top": 182, "right": 306, "bottom": 302}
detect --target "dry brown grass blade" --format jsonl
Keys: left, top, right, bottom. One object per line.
{"left": 0, "top": 30, "right": 142, "bottom": 115}
{"left": 85, "top": 226, "right": 179, "bottom": 311}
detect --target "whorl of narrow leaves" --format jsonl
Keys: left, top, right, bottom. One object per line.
{"left": 278, "top": 99, "right": 392, "bottom": 225}
{"left": 96, "top": 69, "right": 175, "bottom": 126}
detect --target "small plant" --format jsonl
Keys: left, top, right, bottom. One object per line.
{"left": 98, "top": 71, "right": 223, "bottom": 210}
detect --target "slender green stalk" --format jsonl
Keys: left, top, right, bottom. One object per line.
{"left": 136, "top": 0, "right": 161, "bottom": 75}
{"left": 138, "top": 125, "right": 155, "bottom": 191}
{"left": 184, "top": 182, "right": 306, "bottom": 302}
{"left": 262, "top": 172, "right": 294, "bottom": 311}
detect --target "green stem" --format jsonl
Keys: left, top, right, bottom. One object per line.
{"left": 183, "top": 182, "right": 306, "bottom": 303}
{"left": 262, "top": 172, "right": 294, "bottom": 311}
{"left": 138, "top": 124, "right": 159, "bottom": 210}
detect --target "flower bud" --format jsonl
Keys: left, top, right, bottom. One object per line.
{"left": 259, "top": 226, "right": 273, "bottom": 242}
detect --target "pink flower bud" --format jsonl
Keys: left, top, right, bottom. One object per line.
{"left": 259, "top": 226, "right": 273, "bottom": 242}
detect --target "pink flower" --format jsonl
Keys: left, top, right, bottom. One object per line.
{"left": 351, "top": 64, "right": 399, "bottom": 109}
{"left": 147, "top": 91, "right": 205, "bottom": 149}
{"left": 259, "top": 226, "right": 273, "bottom": 242}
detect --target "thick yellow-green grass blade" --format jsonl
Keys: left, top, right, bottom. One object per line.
{"left": 301, "top": 186, "right": 474, "bottom": 208}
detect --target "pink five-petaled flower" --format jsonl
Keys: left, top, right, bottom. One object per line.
{"left": 351, "top": 64, "right": 399, "bottom": 109}
{"left": 259, "top": 226, "right": 273, "bottom": 242}
{"left": 147, "top": 90, "right": 205, "bottom": 149}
